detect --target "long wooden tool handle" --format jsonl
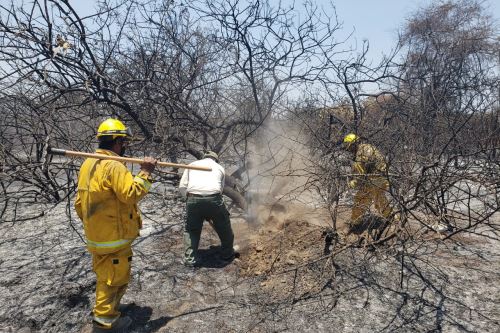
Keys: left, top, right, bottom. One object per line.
{"left": 48, "top": 147, "right": 212, "bottom": 171}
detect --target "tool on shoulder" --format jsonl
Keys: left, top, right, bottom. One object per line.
{"left": 47, "top": 147, "right": 212, "bottom": 172}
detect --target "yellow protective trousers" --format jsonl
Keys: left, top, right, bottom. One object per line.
{"left": 351, "top": 178, "right": 392, "bottom": 225}
{"left": 91, "top": 246, "right": 132, "bottom": 328}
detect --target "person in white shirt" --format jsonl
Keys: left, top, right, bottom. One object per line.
{"left": 178, "top": 151, "right": 234, "bottom": 266}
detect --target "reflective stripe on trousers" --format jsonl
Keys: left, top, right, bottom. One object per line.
{"left": 87, "top": 239, "right": 132, "bottom": 250}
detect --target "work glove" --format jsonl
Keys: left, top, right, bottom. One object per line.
{"left": 140, "top": 156, "right": 157, "bottom": 175}
{"left": 348, "top": 179, "right": 357, "bottom": 189}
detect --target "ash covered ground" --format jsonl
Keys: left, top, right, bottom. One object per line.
{"left": 1, "top": 123, "right": 499, "bottom": 332}
{"left": 1, "top": 185, "right": 499, "bottom": 332}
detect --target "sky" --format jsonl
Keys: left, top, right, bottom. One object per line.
{"left": 327, "top": 0, "right": 433, "bottom": 61}
{"left": 315, "top": 0, "right": 500, "bottom": 63}
{"left": 5, "top": 0, "right": 499, "bottom": 71}
{"left": 69, "top": 0, "right": 499, "bottom": 64}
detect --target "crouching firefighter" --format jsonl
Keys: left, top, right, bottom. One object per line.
{"left": 342, "top": 133, "right": 396, "bottom": 238}
{"left": 178, "top": 151, "right": 235, "bottom": 267}
{"left": 75, "top": 118, "right": 157, "bottom": 330}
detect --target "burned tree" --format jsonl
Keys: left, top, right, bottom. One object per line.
{"left": 1, "top": 0, "right": 499, "bottom": 332}
{"left": 0, "top": 0, "right": 347, "bottom": 212}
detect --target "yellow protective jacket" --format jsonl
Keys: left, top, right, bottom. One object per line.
{"left": 75, "top": 149, "right": 152, "bottom": 255}
{"left": 352, "top": 143, "right": 389, "bottom": 188}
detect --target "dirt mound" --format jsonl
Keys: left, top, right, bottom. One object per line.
{"left": 239, "top": 216, "right": 326, "bottom": 276}
{"left": 234, "top": 209, "right": 335, "bottom": 302}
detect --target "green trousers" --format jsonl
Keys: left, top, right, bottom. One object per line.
{"left": 184, "top": 194, "right": 234, "bottom": 265}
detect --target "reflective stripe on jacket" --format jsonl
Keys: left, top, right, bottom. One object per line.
{"left": 75, "top": 149, "right": 151, "bottom": 255}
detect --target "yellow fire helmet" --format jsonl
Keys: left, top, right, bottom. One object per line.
{"left": 343, "top": 133, "right": 359, "bottom": 149}
{"left": 343, "top": 133, "right": 359, "bottom": 144}
{"left": 96, "top": 118, "right": 132, "bottom": 139}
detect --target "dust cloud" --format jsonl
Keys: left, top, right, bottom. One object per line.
{"left": 244, "top": 119, "right": 330, "bottom": 224}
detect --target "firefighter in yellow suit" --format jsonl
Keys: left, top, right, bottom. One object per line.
{"left": 343, "top": 133, "right": 393, "bottom": 231}
{"left": 75, "top": 119, "right": 157, "bottom": 331}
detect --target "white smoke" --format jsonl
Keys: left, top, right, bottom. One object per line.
{"left": 244, "top": 119, "right": 324, "bottom": 226}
